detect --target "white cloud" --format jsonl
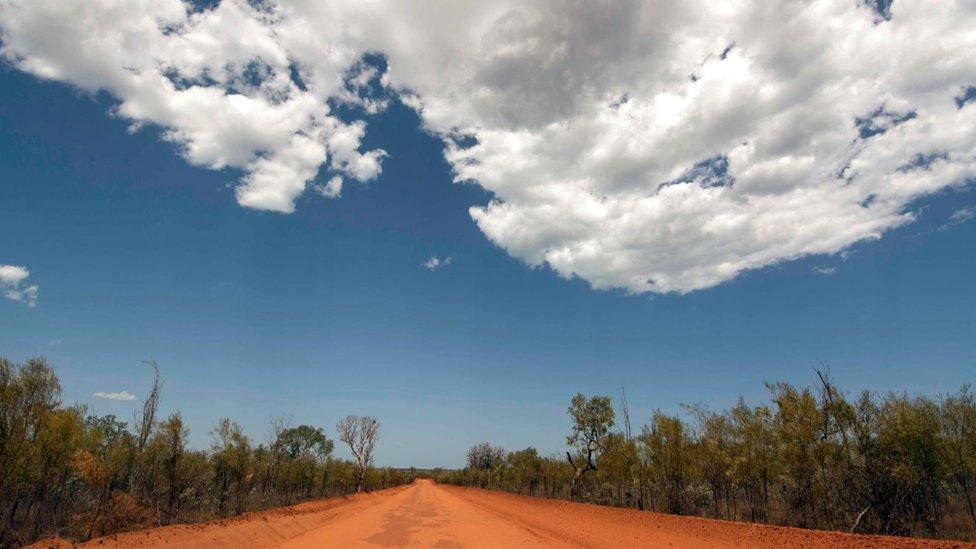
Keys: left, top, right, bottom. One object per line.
{"left": 2, "top": 0, "right": 975, "bottom": 294}
{"left": 813, "top": 265, "right": 838, "bottom": 276}
{"left": 948, "top": 205, "right": 975, "bottom": 224}
{"left": 424, "top": 256, "right": 453, "bottom": 270}
{"left": 937, "top": 204, "right": 975, "bottom": 230}
{"left": 0, "top": 264, "right": 38, "bottom": 307}
{"left": 313, "top": 175, "right": 343, "bottom": 199}
{"left": 0, "top": 0, "right": 385, "bottom": 214}
{"left": 93, "top": 391, "right": 137, "bottom": 401}
{"left": 0, "top": 265, "right": 28, "bottom": 286}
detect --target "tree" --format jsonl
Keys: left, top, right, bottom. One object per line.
{"left": 156, "top": 413, "right": 188, "bottom": 524}
{"left": 211, "top": 419, "right": 253, "bottom": 515}
{"left": 938, "top": 386, "right": 976, "bottom": 529}
{"left": 769, "top": 382, "right": 822, "bottom": 527}
{"left": 278, "top": 425, "right": 334, "bottom": 461}
{"left": 436, "top": 380, "right": 976, "bottom": 539}
{"left": 464, "top": 443, "right": 505, "bottom": 488}
{"left": 872, "top": 394, "right": 942, "bottom": 535}
{"left": 467, "top": 442, "right": 505, "bottom": 470}
{"left": 688, "top": 404, "right": 734, "bottom": 519}
{"left": 274, "top": 425, "right": 334, "bottom": 500}
{"left": 640, "top": 412, "right": 694, "bottom": 514}
{"left": 596, "top": 433, "right": 640, "bottom": 507}
{"left": 130, "top": 360, "right": 161, "bottom": 496}
{"left": 79, "top": 414, "right": 135, "bottom": 539}
{"left": 0, "top": 355, "right": 414, "bottom": 545}
{"left": 506, "top": 448, "right": 543, "bottom": 495}
{"left": 0, "top": 357, "right": 63, "bottom": 546}
{"left": 566, "top": 393, "right": 615, "bottom": 494}
{"left": 336, "top": 416, "right": 379, "bottom": 493}
{"left": 730, "top": 398, "right": 777, "bottom": 523}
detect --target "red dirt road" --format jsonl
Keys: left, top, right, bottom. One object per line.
{"left": 67, "top": 479, "right": 973, "bottom": 548}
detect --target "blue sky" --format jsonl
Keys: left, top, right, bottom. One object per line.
{"left": 2, "top": 65, "right": 974, "bottom": 467}
{"left": 1, "top": 1, "right": 975, "bottom": 467}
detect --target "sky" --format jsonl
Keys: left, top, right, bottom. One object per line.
{"left": 0, "top": 0, "right": 974, "bottom": 467}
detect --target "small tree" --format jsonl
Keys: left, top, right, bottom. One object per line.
{"left": 466, "top": 442, "right": 505, "bottom": 488}
{"left": 276, "top": 425, "right": 334, "bottom": 499}
{"left": 566, "top": 393, "right": 615, "bottom": 495}
{"left": 129, "top": 360, "right": 161, "bottom": 495}
{"left": 938, "top": 386, "right": 976, "bottom": 529}
{"left": 157, "top": 412, "right": 188, "bottom": 524}
{"left": 278, "top": 425, "right": 333, "bottom": 461}
{"left": 466, "top": 442, "right": 505, "bottom": 470}
{"left": 640, "top": 412, "right": 693, "bottom": 514}
{"left": 336, "top": 416, "right": 379, "bottom": 493}
{"left": 506, "top": 447, "right": 542, "bottom": 495}
{"left": 211, "top": 419, "right": 253, "bottom": 515}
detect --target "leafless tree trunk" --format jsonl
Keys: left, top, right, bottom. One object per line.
{"left": 619, "top": 386, "right": 643, "bottom": 509}
{"left": 264, "top": 416, "right": 290, "bottom": 501}
{"left": 566, "top": 444, "right": 597, "bottom": 495}
{"left": 336, "top": 416, "right": 379, "bottom": 493}
{"left": 137, "top": 360, "right": 161, "bottom": 451}
{"left": 130, "top": 360, "right": 161, "bottom": 494}
{"left": 619, "top": 386, "right": 632, "bottom": 440}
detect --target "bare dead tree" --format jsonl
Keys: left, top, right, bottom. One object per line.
{"left": 263, "top": 416, "right": 291, "bottom": 501}
{"left": 619, "top": 386, "right": 643, "bottom": 509}
{"left": 816, "top": 366, "right": 851, "bottom": 447}
{"left": 566, "top": 443, "right": 598, "bottom": 491}
{"left": 619, "top": 386, "right": 632, "bottom": 441}
{"left": 128, "top": 360, "right": 162, "bottom": 495}
{"left": 816, "top": 365, "right": 867, "bottom": 533}
{"left": 136, "top": 359, "right": 162, "bottom": 452}
{"left": 336, "top": 416, "right": 379, "bottom": 493}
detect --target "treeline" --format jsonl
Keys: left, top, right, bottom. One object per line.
{"left": 440, "top": 373, "right": 976, "bottom": 540}
{"left": 0, "top": 356, "right": 412, "bottom": 547}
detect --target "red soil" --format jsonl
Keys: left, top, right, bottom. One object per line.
{"left": 30, "top": 479, "right": 976, "bottom": 548}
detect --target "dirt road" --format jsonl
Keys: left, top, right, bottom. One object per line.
{"left": 70, "top": 479, "right": 972, "bottom": 548}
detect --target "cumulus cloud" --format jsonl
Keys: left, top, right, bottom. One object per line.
{"left": 2, "top": 0, "right": 974, "bottom": 294}
{"left": 424, "top": 256, "right": 453, "bottom": 270}
{"left": 93, "top": 391, "right": 137, "bottom": 401}
{"left": 0, "top": 264, "right": 38, "bottom": 306}
{"left": 813, "top": 265, "right": 838, "bottom": 276}
{"left": 312, "top": 175, "right": 343, "bottom": 199}
{"left": 0, "top": 0, "right": 385, "bottom": 214}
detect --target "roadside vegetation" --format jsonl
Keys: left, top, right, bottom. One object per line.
{"left": 444, "top": 373, "right": 976, "bottom": 541}
{"left": 0, "top": 356, "right": 412, "bottom": 547}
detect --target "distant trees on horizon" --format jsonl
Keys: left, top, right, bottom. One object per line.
{"left": 445, "top": 374, "right": 976, "bottom": 541}
{"left": 0, "top": 356, "right": 410, "bottom": 547}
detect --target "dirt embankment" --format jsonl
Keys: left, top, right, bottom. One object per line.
{"left": 26, "top": 479, "right": 976, "bottom": 548}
